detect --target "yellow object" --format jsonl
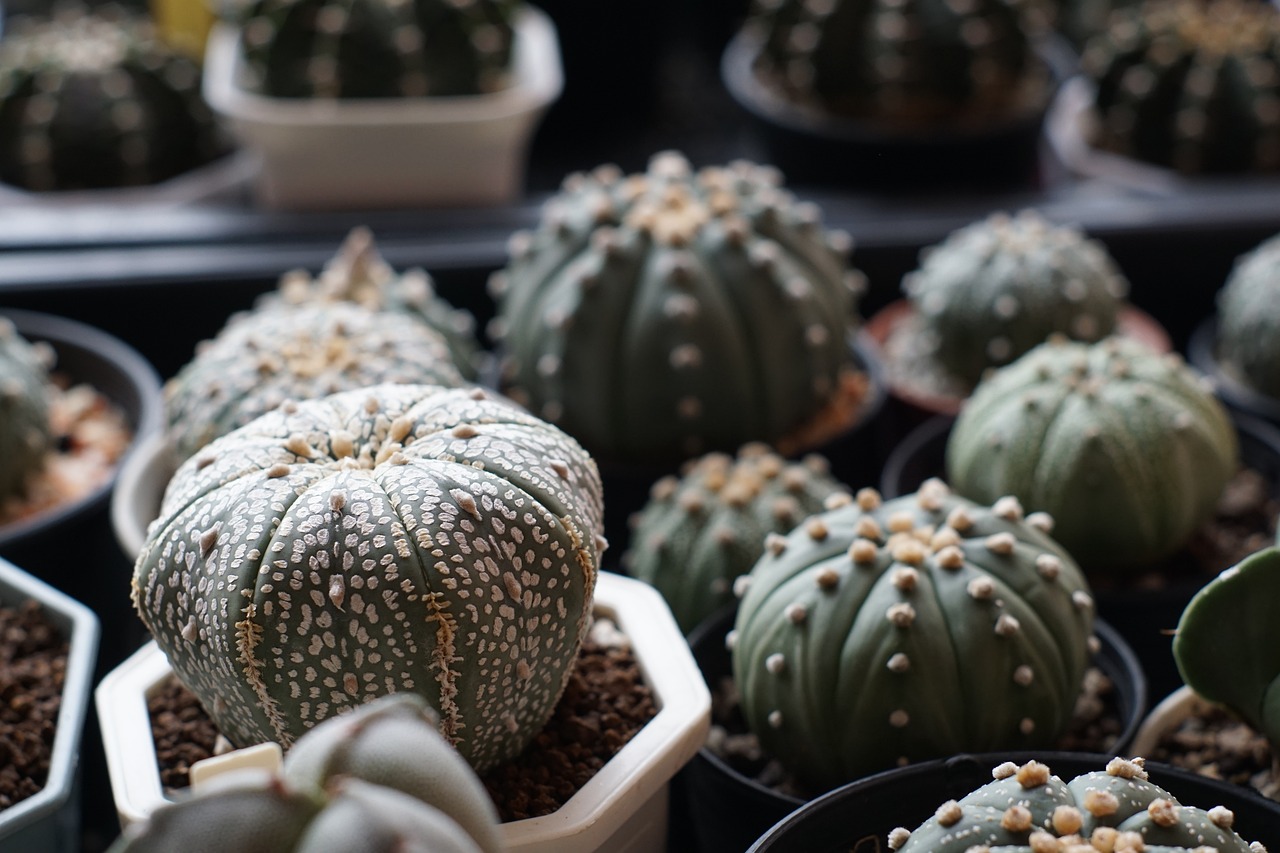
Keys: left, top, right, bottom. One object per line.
{"left": 150, "top": 0, "right": 215, "bottom": 61}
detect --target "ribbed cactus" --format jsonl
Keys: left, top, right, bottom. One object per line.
{"left": 0, "top": 318, "right": 52, "bottom": 503}
{"left": 946, "top": 336, "right": 1238, "bottom": 572}
{"left": 731, "top": 480, "right": 1095, "bottom": 792}
{"left": 490, "top": 151, "right": 869, "bottom": 465}
{"left": 888, "top": 757, "right": 1266, "bottom": 852}
{"left": 1080, "top": 0, "right": 1280, "bottom": 174}
{"left": 235, "top": 0, "right": 519, "bottom": 98}
{"left": 111, "top": 694, "right": 503, "bottom": 853}
{"left": 134, "top": 383, "right": 605, "bottom": 773}
{"left": 0, "top": 6, "right": 226, "bottom": 191}
{"left": 901, "top": 210, "right": 1129, "bottom": 390}
{"left": 625, "top": 445, "right": 850, "bottom": 634}
{"left": 1217, "top": 233, "right": 1280, "bottom": 399}
{"left": 742, "top": 0, "right": 1049, "bottom": 127}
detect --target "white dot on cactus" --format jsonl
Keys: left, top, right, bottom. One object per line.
{"left": 992, "top": 761, "right": 1018, "bottom": 780}
{"left": 805, "top": 518, "right": 829, "bottom": 541}
{"left": 765, "top": 653, "right": 786, "bottom": 675}
{"left": 986, "top": 336, "right": 1012, "bottom": 362}
{"left": 450, "top": 488, "right": 481, "bottom": 520}
{"left": 946, "top": 506, "right": 973, "bottom": 532}
{"left": 855, "top": 487, "right": 882, "bottom": 511}
{"left": 935, "top": 800, "right": 963, "bottom": 827}
{"left": 663, "top": 294, "right": 699, "bottom": 320}
{"left": 888, "top": 709, "right": 909, "bottom": 728}
{"left": 181, "top": 617, "right": 198, "bottom": 643}
{"left": 887, "top": 827, "right": 911, "bottom": 851}
{"left": 1072, "top": 590, "right": 1094, "bottom": 611}
{"left": 536, "top": 354, "right": 561, "bottom": 377}
{"left": 804, "top": 324, "right": 829, "bottom": 347}
{"left": 784, "top": 603, "right": 807, "bottom": 625}
{"left": 1208, "top": 805, "right": 1235, "bottom": 829}
{"left": 994, "top": 614, "right": 1020, "bottom": 636}
{"left": 816, "top": 567, "right": 840, "bottom": 590}
{"left": 1026, "top": 512, "right": 1054, "bottom": 533}
{"left": 1036, "top": 556, "right": 1062, "bottom": 582}
{"left": 891, "top": 541, "right": 925, "bottom": 567}
{"left": 891, "top": 567, "right": 919, "bottom": 591}
{"left": 329, "top": 576, "right": 346, "bottom": 610}
{"left": 733, "top": 575, "right": 753, "bottom": 599}
{"left": 992, "top": 496, "right": 1024, "bottom": 522}
{"left": 849, "top": 538, "right": 878, "bottom": 564}
{"left": 887, "top": 602, "right": 916, "bottom": 628}
{"left": 824, "top": 492, "right": 852, "bottom": 510}
{"left": 1088, "top": 635, "right": 1102, "bottom": 654}
{"left": 767, "top": 710, "right": 784, "bottom": 729}
{"left": 887, "top": 512, "right": 914, "bottom": 534}
{"left": 764, "top": 532, "right": 788, "bottom": 557}
{"left": 984, "top": 532, "right": 1016, "bottom": 556}
{"left": 886, "top": 653, "right": 910, "bottom": 673}
{"left": 935, "top": 545, "right": 965, "bottom": 571}
{"left": 1013, "top": 665, "right": 1034, "bottom": 686}
{"left": 724, "top": 629, "right": 738, "bottom": 651}
{"left": 967, "top": 577, "right": 995, "bottom": 600}
{"left": 669, "top": 343, "right": 702, "bottom": 370}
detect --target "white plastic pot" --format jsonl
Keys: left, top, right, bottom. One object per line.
{"left": 1129, "top": 685, "right": 1218, "bottom": 758}
{"left": 202, "top": 7, "right": 563, "bottom": 210}
{"left": 109, "top": 431, "right": 174, "bottom": 562}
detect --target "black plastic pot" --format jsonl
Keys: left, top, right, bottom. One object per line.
{"left": 681, "top": 603, "right": 1147, "bottom": 853}
{"left": 1188, "top": 316, "right": 1280, "bottom": 427}
{"left": 748, "top": 750, "right": 1280, "bottom": 852}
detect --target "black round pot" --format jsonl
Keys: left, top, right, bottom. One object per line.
{"left": 748, "top": 751, "right": 1280, "bottom": 852}
{"left": 681, "top": 603, "right": 1147, "bottom": 853}
{"left": 1188, "top": 316, "right": 1280, "bottom": 427}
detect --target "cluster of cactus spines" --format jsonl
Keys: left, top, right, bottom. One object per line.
{"left": 0, "top": 6, "right": 225, "bottom": 191}
{"left": 0, "top": 318, "right": 52, "bottom": 503}
{"left": 743, "top": 0, "right": 1049, "bottom": 126}
{"left": 902, "top": 209, "right": 1130, "bottom": 390}
{"left": 135, "top": 383, "right": 606, "bottom": 773}
{"left": 1080, "top": 0, "right": 1280, "bottom": 174}
{"left": 236, "top": 0, "right": 519, "bottom": 98}
{"left": 946, "top": 335, "right": 1238, "bottom": 572}
{"left": 111, "top": 694, "right": 503, "bottom": 853}
{"left": 730, "top": 479, "right": 1096, "bottom": 791}
{"left": 489, "top": 151, "right": 869, "bottom": 464}
{"left": 1216, "top": 232, "right": 1280, "bottom": 399}
{"left": 624, "top": 444, "right": 850, "bottom": 634}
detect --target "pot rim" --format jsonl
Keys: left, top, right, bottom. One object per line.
{"left": 1187, "top": 316, "right": 1280, "bottom": 423}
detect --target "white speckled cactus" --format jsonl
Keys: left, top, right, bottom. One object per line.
{"left": 0, "top": 318, "right": 51, "bottom": 503}
{"left": 1217, "top": 233, "right": 1280, "bottom": 399}
{"left": 732, "top": 480, "right": 1095, "bottom": 792}
{"left": 134, "top": 383, "right": 605, "bottom": 773}
{"left": 889, "top": 757, "right": 1267, "bottom": 852}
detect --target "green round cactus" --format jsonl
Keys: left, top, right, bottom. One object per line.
{"left": 0, "top": 6, "right": 226, "bottom": 191}
{"left": 0, "top": 318, "right": 52, "bottom": 503}
{"left": 889, "top": 757, "right": 1264, "bottom": 852}
{"left": 946, "top": 336, "right": 1238, "bottom": 572}
{"left": 134, "top": 383, "right": 605, "bottom": 773}
{"left": 235, "top": 0, "right": 518, "bottom": 98}
{"left": 625, "top": 444, "right": 850, "bottom": 634}
{"left": 490, "top": 151, "right": 870, "bottom": 465}
{"left": 1080, "top": 0, "right": 1280, "bottom": 174}
{"left": 901, "top": 210, "right": 1129, "bottom": 390}
{"left": 731, "top": 480, "right": 1095, "bottom": 792}
{"left": 1217, "top": 233, "right": 1280, "bottom": 399}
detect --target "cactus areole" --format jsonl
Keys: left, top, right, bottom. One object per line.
{"left": 133, "top": 384, "right": 606, "bottom": 773}
{"left": 732, "top": 480, "right": 1095, "bottom": 792}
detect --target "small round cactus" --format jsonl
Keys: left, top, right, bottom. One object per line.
{"left": 490, "top": 151, "right": 870, "bottom": 465}
{"left": 625, "top": 444, "right": 850, "bottom": 634}
{"left": 0, "top": 318, "right": 52, "bottom": 503}
{"left": 1217, "top": 233, "right": 1280, "bottom": 399}
{"left": 888, "top": 757, "right": 1266, "bottom": 852}
{"left": 946, "top": 336, "right": 1238, "bottom": 572}
{"left": 0, "top": 6, "right": 226, "bottom": 191}
{"left": 731, "top": 480, "right": 1095, "bottom": 792}
{"left": 900, "top": 209, "right": 1130, "bottom": 390}
{"left": 1080, "top": 0, "right": 1280, "bottom": 174}
{"left": 134, "top": 383, "right": 605, "bottom": 773}
{"left": 235, "top": 0, "right": 519, "bottom": 98}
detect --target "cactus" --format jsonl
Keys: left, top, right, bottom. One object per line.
{"left": 1217, "top": 233, "right": 1280, "bottom": 399}
{"left": 235, "top": 0, "right": 519, "bottom": 98}
{"left": 0, "top": 318, "right": 52, "bottom": 503}
{"left": 1080, "top": 0, "right": 1280, "bottom": 174}
{"left": 625, "top": 444, "right": 849, "bottom": 634}
{"left": 0, "top": 5, "right": 226, "bottom": 191}
{"left": 490, "top": 151, "right": 870, "bottom": 465}
{"left": 947, "top": 336, "right": 1238, "bottom": 573}
{"left": 742, "top": 0, "right": 1050, "bottom": 127}
{"left": 134, "top": 383, "right": 606, "bottom": 773}
{"left": 731, "top": 479, "right": 1095, "bottom": 792}
{"left": 888, "top": 757, "right": 1266, "bottom": 852}
{"left": 901, "top": 210, "right": 1129, "bottom": 390}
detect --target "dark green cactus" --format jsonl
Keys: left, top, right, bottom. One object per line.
{"left": 901, "top": 210, "right": 1129, "bottom": 390}
{"left": 625, "top": 444, "right": 850, "bottom": 634}
{"left": 490, "top": 151, "right": 869, "bottom": 465}
{"left": 235, "top": 0, "right": 519, "bottom": 98}
{"left": 1080, "top": 0, "right": 1280, "bottom": 174}
{"left": 889, "top": 757, "right": 1265, "bottom": 852}
{"left": 731, "top": 480, "right": 1095, "bottom": 791}
{"left": 0, "top": 318, "right": 52, "bottom": 503}
{"left": 946, "top": 336, "right": 1238, "bottom": 572}
{"left": 1217, "top": 233, "right": 1280, "bottom": 399}
{"left": 0, "top": 6, "right": 226, "bottom": 191}
{"left": 134, "top": 383, "right": 605, "bottom": 773}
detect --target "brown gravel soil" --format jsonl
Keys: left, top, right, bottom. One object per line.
{"left": 1148, "top": 704, "right": 1280, "bottom": 802}
{"left": 0, "top": 597, "right": 69, "bottom": 812}
{"left": 148, "top": 616, "right": 657, "bottom": 821}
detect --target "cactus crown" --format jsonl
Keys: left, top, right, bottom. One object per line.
{"left": 0, "top": 318, "right": 52, "bottom": 503}
{"left": 0, "top": 5, "right": 226, "bottom": 191}
{"left": 1217, "top": 232, "right": 1280, "bottom": 399}
{"left": 888, "top": 757, "right": 1266, "bottom": 852}
{"left": 490, "top": 151, "right": 870, "bottom": 465}
{"left": 731, "top": 479, "right": 1095, "bottom": 792}
{"left": 1081, "top": 0, "right": 1280, "bottom": 174}
{"left": 946, "top": 336, "right": 1238, "bottom": 572}
{"left": 236, "top": 0, "right": 519, "bottom": 98}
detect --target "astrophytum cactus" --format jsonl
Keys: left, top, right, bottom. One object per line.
{"left": 946, "top": 336, "right": 1238, "bottom": 572}
{"left": 889, "top": 757, "right": 1268, "bottom": 852}
{"left": 625, "top": 444, "right": 849, "bottom": 634}
{"left": 133, "top": 383, "right": 605, "bottom": 773}
{"left": 902, "top": 209, "right": 1129, "bottom": 389}
{"left": 490, "top": 151, "right": 869, "bottom": 464}
{"left": 0, "top": 318, "right": 51, "bottom": 503}
{"left": 1080, "top": 0, "right": 1280, "bottom": 174}
{"left": 235, "top": 0, "right": 518, "bottom": 98}
{"left": 0, "top": 5, "right": 226, "bottom": 191}
{"left": 731, "top": 479, "right": 1095, "bottom": 792}
{"left": 1217, "top": 232, "right": 1280, "bottom": 399}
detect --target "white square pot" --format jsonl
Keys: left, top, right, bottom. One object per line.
{"left": 96, "top": 570, "right": 710, "bottom": 853}
{"left": 202, "top": 7, "right": 563, "bottom": 210}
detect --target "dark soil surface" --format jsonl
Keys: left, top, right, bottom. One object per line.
{"left": 0, "top": 598, "right": 68, "bottom": 811}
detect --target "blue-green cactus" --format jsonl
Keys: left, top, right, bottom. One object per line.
{"left": 1217, "top": 233, "right": 1280, "bottom": 400}
{"left": 0, "top": 317, "right": 51, "bottom": 503}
